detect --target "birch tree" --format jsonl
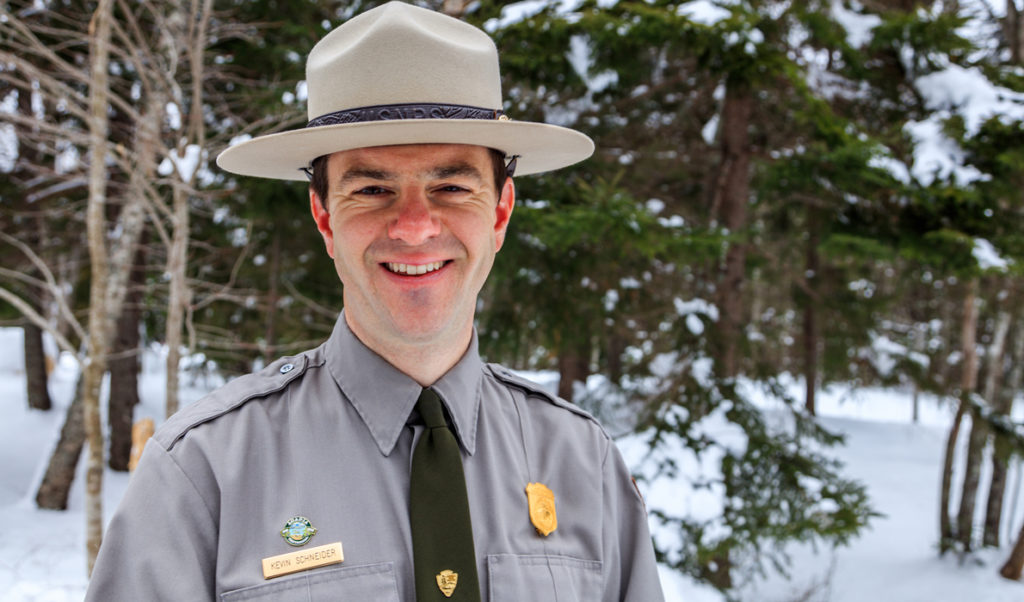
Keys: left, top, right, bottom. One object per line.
{"left": 83, "top": 0, "right": 115, "bottom": 574}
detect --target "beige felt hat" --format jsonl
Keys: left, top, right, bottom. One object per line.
{"left": 216, "top": 1, "right": 594, "bottom": 181}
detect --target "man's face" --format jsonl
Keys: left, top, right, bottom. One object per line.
{"left": 310, "top": 143, "right": 514, "bottom": 351}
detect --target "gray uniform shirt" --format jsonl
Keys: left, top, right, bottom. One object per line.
{"left": 86, "top": 315, "right": 664, "bottom": 601}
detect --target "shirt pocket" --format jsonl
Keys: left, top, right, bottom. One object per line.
{"left": 220, "top": 562, "right": 399, "bottom": 602}
{"left": 487, "top": 554, "right": 602, "bottom": 602}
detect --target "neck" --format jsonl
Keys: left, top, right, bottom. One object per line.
{"left": 344, "top": 313, "right": 472, "bottom": 386}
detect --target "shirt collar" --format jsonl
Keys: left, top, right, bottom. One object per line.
{"left": 324, "top": 312, "right": 483, "bottom": 457}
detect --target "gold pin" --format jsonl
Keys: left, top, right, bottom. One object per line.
{"left": 526, "top": 482, "right": 557, "bottom": 536}
{"left": 436, "top": 569, "right": 458, "bottom": 597}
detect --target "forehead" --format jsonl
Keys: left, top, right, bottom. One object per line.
{"left": 325, "top": 143, "right": 492, "bottom": 177}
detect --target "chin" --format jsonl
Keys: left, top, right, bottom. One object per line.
{"left": 388, "top": 311, "right": 462, "bottom": 343}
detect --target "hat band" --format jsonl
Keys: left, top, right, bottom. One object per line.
{"left": 307, "top": 102, "right": 506, "bottom": 128}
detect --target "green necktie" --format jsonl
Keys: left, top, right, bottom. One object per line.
{"left": 409, "top": 388, "right": 481, "bottom": 601}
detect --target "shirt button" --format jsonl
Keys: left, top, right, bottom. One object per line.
{"left": 280, "top": 363, "right": 295, "bottom": 374}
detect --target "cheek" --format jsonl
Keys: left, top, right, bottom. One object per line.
{"left": 330, "top": 216, "right": 377, "bottom": 261}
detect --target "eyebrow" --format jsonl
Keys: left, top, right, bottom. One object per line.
{"left": 337, "top": 167, "right": 396, "bottom": 186}
{"left": 428, "top": 162, "right": 484, "bottom": 182}
{"left": 336, "top": 162, "right": 484, "bottom": 187}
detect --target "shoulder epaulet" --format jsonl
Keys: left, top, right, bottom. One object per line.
{"left": 154, "top": 349, "right": 326, "bottom": 450}
{"left": 486, "top": 363, "right": 600, "bottom": 426}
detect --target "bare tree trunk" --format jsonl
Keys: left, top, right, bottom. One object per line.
{"left": 17, "top": 66, "right": 55, "bottom": 413}
{"left": 984, "top": 311, "right": 1024, "bottom": 547}
{"left": 710, "top": 81, "right": 753, "bottom": 379}
{"left": 165, "top": 186, "right": 189, "bottom": 418}
{"left": 956, "top": 410, "right": 990, "bottom": 553}
{"left": 912, "top": 386, "right": 920, "bottom": 423}
{"left": 264, "top": 230, "right": 281, "bottom": 365}
{"left": 1007, "top": 1, "right": 1024, "bottom": 64}
{"left": 35, "top": 376, "right": 85, "bottom": 510}
{"left": 164, "top": 0, "right": 212, "bottom": 418}
{"left": 23, "top": 319, "right": 53, "bottom": 411}
{"left": 802, "top": 208, "right": 821, "bottom": 416}
{"left": 1001, "top": 518, "right": 1024, "bottom": 580}
{"left": 83, "top": 0, "right": 114, "bottom": 575}
{"left": 940, "top": 280, "right": 979, "bottom": 555}
{"left": 107, "top": 86, "right": 159, "bottom": 468}
{"left": 955, "top": 304, "right": 1009, "bottom": 553}
{"left": 557, "top": 347, "right": 590, "bottom": 404}
{"left": 107, "top": 244, "right": 144, "bottom": 471}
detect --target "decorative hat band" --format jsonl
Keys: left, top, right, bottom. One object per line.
{"left": 307, "top": 102, "right": 509, "bottom": 128}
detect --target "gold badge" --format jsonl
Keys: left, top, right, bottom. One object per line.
{"left": 261, "top": 542, "right": 344, "bottom": 579}
{"left": 436, "top": 569, "right": 458, "bottom": 597}
{"left": 526, "top": 482, "right": 557, "bottom": 536}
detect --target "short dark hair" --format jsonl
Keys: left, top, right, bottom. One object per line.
{"left": 310, "top": 147, "right": 509, "bottom": 210}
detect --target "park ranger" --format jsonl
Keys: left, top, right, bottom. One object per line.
{"left": 85, "top": 2, "right": 664, "bottom": 601}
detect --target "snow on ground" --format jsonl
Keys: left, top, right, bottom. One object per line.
{"left": 2, "top": 327, "right": 1024, "bottom": 601}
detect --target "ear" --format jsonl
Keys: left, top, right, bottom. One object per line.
{"left": 310, "top": 188, "right": 335, "bottom": 258}
{"left": 493, "top": 177, "right": 515, "bottom": 252}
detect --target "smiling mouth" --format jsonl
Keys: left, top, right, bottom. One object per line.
{"left": 384, "top": 261, "right": 447, "bottom": 276}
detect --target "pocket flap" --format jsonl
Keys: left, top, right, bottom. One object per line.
{"left": 488, "top": 554, "right": 601, "bottom": 602}
{"left": 221, "top": 562, "right": 399, "bottom": 601}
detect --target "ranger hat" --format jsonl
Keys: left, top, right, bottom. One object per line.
{"left": 216, "top": 1, "right": 595, "bottom": 181}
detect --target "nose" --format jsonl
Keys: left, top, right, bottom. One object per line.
{"left": 387, "top": 190, "right": 441, "bottom": 245}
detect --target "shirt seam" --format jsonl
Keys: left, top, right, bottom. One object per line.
{"left": 153, "top": 437, "right": 219, "bottom": 528}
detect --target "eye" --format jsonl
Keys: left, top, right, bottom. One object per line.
{"left": 433, "top": 183, "right": 474, "bottom": 196}
{"left": 355, "top": 185, "right": 389, "bottom": 195}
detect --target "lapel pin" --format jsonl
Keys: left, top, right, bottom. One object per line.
{"left": 280, "top": 516, "right": 317, "bottom": 547}
{"left": 436, "top": 569, "right": 458, "bottom": 597}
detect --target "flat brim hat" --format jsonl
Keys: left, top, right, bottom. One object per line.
{"left": 216, "top": 1, "right": 594, "bottom": 181}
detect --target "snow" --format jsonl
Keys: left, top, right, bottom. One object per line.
{"left": 676, "top": 1, "right": 732, "bottom": 26}
{"left": 831, "top": 0, "right": 881, "bottom": 49}
{"left": 701, "top": 113, "right": 719, "bottom": 145}
{"left": 674, "top": 296, "right": 719, "bottom": 322}
{"left": 165, "top": 101, "right": 181, "bottom": 131}
{"left": 974, "top": 238, "right": 1011, "bottom": 272}
{"left": 906, "top": 59, "right": 1024, "bottom": 186}
{"left": 4, "top": 334, "right": 1024, "bottom": 602}
{"left": 916, "top": 65, "right": 1024, "bottom": 136}
{"left": 157, "top": 144, "right": 204, "bottom": 182}
{"left": 0, "top": 122, "right": 15, "bottom": 173}
{"left": 905, "top": 117, "right": 985, "bottom": 185}
{"left": 567, "top": 35, "right": 617, "bottom": 94}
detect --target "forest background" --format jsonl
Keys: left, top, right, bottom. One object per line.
{"left": 3, "top": 0, "right": 1024, "bottom": 598}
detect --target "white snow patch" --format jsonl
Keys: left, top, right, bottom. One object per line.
{"left": 831, "top": 0, "right": 881, "bottom": 48}
{"left": 165, "top": 101, "right": 182, "bottom": 131}
{"left": 676, "top": 1, "right": 732, "bottom": 26}
{"left": 674, "top": 297, "right": 720, "bottom": 322}
{"left": 702, "top": 113, "right": 719, "bottom": 145}
{"left": 916, "top": 64, "right": 1024, "bottom": 135}
{"left": 973, "top": 237, "right": 1010, "bottom": 271}
{"left": 905, "top": 118, "right": 985, "bottom": 185}
{"left": 484, "top": 0, "right": 597, "bottom": 32}
{"left": 686, "top": 314, "right": 705, "bottom": 335}
{"left": 868, "top": 152, "right": 911, "bottom": 185}
{"left": 227, "top": 133, "right": 253, "bottom": 147}
{"left": 0, "top": 122, "right": 16, "bottom": 172}
{"left": 162, "top": 144, "right": 204, "bottom": 182}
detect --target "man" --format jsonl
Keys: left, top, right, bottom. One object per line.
{"left": 86, "top": 3, "right": 664, "bottom": 601}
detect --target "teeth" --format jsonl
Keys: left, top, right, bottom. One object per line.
{"left": 386, "top": 261, "right": 445, "bottom": 275}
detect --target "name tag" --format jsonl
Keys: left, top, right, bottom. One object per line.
{"left": 262, "top": 542, "right": 344, "bottom": 579}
